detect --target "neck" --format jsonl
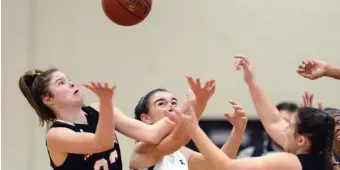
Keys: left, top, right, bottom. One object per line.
{"left": 55, "top": 105, "right": 87, "bottom": 124}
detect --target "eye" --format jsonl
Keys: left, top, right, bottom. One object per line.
{"left": 157, "top": 102, "right": 165, "bottom": 107}
{"left": 57, "top": 79, "right": 65, "bottom": 86}
{"left": 171, "top": 101, "right": 178, "bottom": 106}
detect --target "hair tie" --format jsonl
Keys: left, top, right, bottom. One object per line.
{"left": 32, "top": 73, "right": 40, "bottom": 82}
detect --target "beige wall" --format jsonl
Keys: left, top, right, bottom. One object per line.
{"left": 3, "top": 0, "right": 340, "bottom": 169}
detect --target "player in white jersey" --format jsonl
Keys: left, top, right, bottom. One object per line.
{"left": 130, "top": 76, "right": 247, "bottom": 170}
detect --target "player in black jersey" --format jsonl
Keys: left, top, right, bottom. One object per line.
{"left": 19, "top": 68, "right": 177, "bottom": 170}
{"left": 202, "top": 55, "right": 334, "bottom": 170}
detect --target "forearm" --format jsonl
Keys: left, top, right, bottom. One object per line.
{"left": 221, "top": 128, "right": 244, "bottom": 159}
{"left": 325, "top": 65, "right": 340, "bottom": 80}
{"left": 195, "top": 100, "right": 208, "bottom": 118}
{"left": 96, "top": 98, "right": 115, "bottom": 146}
{"left": 148, "top": 118, "right": 176, "bottom": 144}
{"left": 155, "top": 124, "right": 191, "bottom": 155}
{"left": 115, "top": 111, "right": 174, "bottom": 144}
{"left": 247, "top": 82, "right": 286, "bottom": 145}
{"left": 190, "top": 125, "right": 231, "bottom": 170}
{"left": 154, "top": 101, "right": 206, "bottom": 154}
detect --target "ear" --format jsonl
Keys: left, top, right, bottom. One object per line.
{"left": 296, "top": 135, "right": 308, "bottom": 147}
{"left": 42, "top": 95, "right": 54, "bottom": 107}
{"left": 140, "top": 114, "right": 153, "bottom": 125}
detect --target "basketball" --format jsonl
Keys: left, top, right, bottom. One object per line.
{"left": 102, "top": 0, "right": 153, "bottom": 26}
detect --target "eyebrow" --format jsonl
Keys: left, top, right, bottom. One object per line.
{"left": 54, "top": 77, "right": 64, "bottom": 84}
{"left": 154, "top": 97, "right": 178, "bottom": 104}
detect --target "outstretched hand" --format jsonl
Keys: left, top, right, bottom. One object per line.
{"left": 186, "top": 75, "right": 216, "bottom": 105}
{"left": 300, "top": 91, "right": 324, "bottom": 110}
{"left": 297, "top": 59, "right": 329, "bottom": 80}
{"left": 224, "top": 101, "right": 248, "bottom": 132}
{"left": 234, "top": 55, "right": 255, "bottom": 85}
{"left": 83, "top": 81, "right": 116, "bottom": 100}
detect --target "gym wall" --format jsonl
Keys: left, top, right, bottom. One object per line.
{"left": 3, "top": 0, "right": 340, "bottom": 170}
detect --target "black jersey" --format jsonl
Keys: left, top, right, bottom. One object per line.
{"left": 47, "top": 106, "right": 122, "bottom": 170}
{"left": 297, "top": 154, "right": 332, "bottom": 170}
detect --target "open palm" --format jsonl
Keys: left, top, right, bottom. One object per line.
{"left": 297, "top": 59, "right": 329, "bottom": 80}
{"left": 224, "top": 101, "right": 247, "bottom": 131}
{"left": 83, "top": 81, "right": 116, "bottom": 100}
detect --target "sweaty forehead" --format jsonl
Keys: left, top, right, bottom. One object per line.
{"left": 149, "top": 91, "right": 174, "bottom": 102}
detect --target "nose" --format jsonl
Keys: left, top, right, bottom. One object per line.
{"left": 69, "top": 81, "right": 75, "bottom": 88}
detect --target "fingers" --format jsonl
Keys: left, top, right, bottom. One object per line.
{"left": 234, "top": 55, "right": 250, "bottom": 64}
{"left": 224, "top": 112, "right": 233, "bottom": 122}
{"left": 111, "top": 85, "right": 117, "bottom": 91}
{"left": 297, "top": 71, "right": 314, "bottom": 79}
{"left": 82, "top": 81, "right": 116, "bottom": 90}
{"left": 234, "top": 55, "right": 251, "bottom": 70}
{"left": 229, "top": 101, "right": 242, "bottom": 110}
{"left": 195, "top": 78, "right": 201, "bottom": 87}
{"left": 82, "top": 83, "right": 92, "bottom": 90}
{"left": 318, "top": 101, "right": 324, "bottom": 110}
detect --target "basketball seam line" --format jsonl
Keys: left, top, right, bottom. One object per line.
{"left": 116, "top": 0, "right": 146, "bottom": 20}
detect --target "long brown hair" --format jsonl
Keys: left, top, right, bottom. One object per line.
{"left": 19, "top": 68, "right": 58, "bottom": 126}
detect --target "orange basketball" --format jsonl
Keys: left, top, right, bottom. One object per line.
{"left": 102, "top": 0, "right": 153, "bottom": 26}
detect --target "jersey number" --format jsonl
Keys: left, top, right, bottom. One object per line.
{"left": 94, "top": 150, "right": 118, "bottom": 170}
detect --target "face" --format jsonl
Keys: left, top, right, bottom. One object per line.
{"left": 43, "top": 71, "right": 83, "bottom": 108}
{"left": 280, "top": 110, "right": 295, "bottom": 123}
{"left": 141, "top": 91, "right": 178, "bottom": 124}
{"left": 283, "top": 114, "right": 302, "bottom": 153}
{"left": 332, "top": 114, "right": 340, "bottom": 148}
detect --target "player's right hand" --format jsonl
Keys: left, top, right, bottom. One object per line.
{"left": 82, "top": 81, "right": 116, "bottom": 100}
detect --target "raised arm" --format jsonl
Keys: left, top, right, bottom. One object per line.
{"left": 47, "top": 82, "right": 116, "bottom": 154}
{"left": 152, "top": 76, "right": 216, "bottom": 154}
{"left": 234, "top": 55, "right": 287, "bottom": 147}
{"left": 184, "top": 101, "right": 248, "bottom": 170}
{"left": 297, "top": 59, "right": 340, "bottom": 80}
{"left": 178, "top": 102, "right": 299, "bottom": 170}
{"left": 91, "top": 102, "right": 175, "bottom": 145}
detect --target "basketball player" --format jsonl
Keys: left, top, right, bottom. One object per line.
{"left": 129, "top": 75, "right": 216, "bottom": 160}
{"left": 297, "top": 59, "right": 340, "bottom": 80}
{"left": 130, "top": 87, "right": 247, "bottom": 170}
{"left": 298, "top": 91, "right": 340, "bottom": 166}
{"left": 176, "top": 98, "right": 335, "bottom": 170}
{"left": 237, "top": 101, "right": 299, "bottom": 158}
{"left": 230, "top": 55, "right": 337, "bottom": 169}
{"left": 19, "top": 68, "right": 178, "bottom": 170}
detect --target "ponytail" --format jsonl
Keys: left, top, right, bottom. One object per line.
{"left": 19, "top": 68, "right": 58, "bottom": 126}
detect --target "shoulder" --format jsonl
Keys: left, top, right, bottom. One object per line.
{"left": 233, "top": 152, "right": 302, "bottom": 170}
{"left": 46, "top": 126, "right": 76, "bottom": 147}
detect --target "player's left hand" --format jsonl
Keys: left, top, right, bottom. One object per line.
{"left": 224, "top": 101, "right": 248, "bottom": 132}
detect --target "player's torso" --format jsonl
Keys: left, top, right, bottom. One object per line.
{"left": 49, "top": 106, "right": 123, "bottom": 170}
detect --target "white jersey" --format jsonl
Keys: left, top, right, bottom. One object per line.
{"left": 153, "top": 150, "right": 188, "bottom": 170}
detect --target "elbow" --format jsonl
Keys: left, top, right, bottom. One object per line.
{"left": 129, "top": 159, "right": 138, "bottom": 170}
{"left": 100, "top": 138, "right": 115, "bottom": 150}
